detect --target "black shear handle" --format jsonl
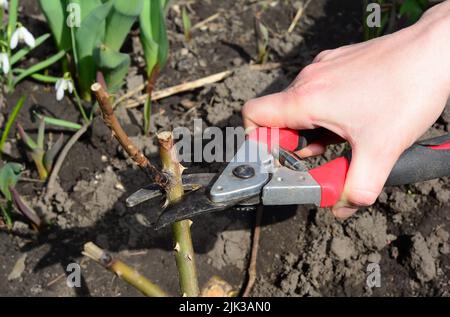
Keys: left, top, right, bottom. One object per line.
{"left": 386, "top": 134, "right": 450, "bottom": 186}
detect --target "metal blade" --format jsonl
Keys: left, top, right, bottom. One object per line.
{"left": 126, "top": 183, "right": 163, "bottom": 208}
{"left": 126, "top": 173, "right": 216, "bottom": 207}
{"left": 154, "top": 189, "right": 249, "bottom": 230}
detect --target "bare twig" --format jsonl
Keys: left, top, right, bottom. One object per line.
{"left": 158, "top": 131, "right": 199, "bottom": 297}
{"left": 192, "top": 12, "right": 220, "bottom": 30}
{"left": 83, "top": 242, "right": 168, "bottom": 297}
{"left": 46, "top": 123, "right": 90, "bottom": 195}
{"left": 91, "top": 83, "right": 169, "bottom": 187}
{"left": 287, "top": 0, "right": 312, "bottom": 33}
{"left": 122, "top": 63, "right": 283, "bottom": 109}
{"left": 126, "top": 70, "right": 232, "bottom": 108}
{"left": 46, "top": 273, "right": 66, "bottom": 287}
{"left": 242, "top": 205, "right": 263, "bottom": 297}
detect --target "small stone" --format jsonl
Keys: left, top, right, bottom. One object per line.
{"left": 232, "top": 58, "right": 242, "bottom": 66}
{"left": 2, "top": 141, "right": 13, "bottom": 156}
{"left": 367, "top": 252, "right": 382, "bottom": 264}
{"left": 282, "top": 252, "right": 297, "bottom": 266}
{"left": 101, "top": 155, "right": 108, "bottom": 162}
{"left": 180, "top": 99, "right": 196, "bottom": 109}
{"left": 12, "top": 221, "right": 29, "bottom": 234}
{"left": 199, "top": 59, "right": 207, "bottom": 67}
{"left": 8, "top": 253, "right": 27, "bottom": 281}
{"left": 135, "top": 214, "right": 151, "bottom": 227}
{"left": 114, "top": 182, "right": 125, "bottom": 191}
{"left": 180, "top": 48, "right": 189, "bottom": 56}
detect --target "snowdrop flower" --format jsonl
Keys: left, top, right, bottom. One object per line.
{"left": 0, "top": 0, "right": 8, "bottom": 10}
{"left": 10, "top": 26, "right": 36, "bottom": 50}
{"left": 55, "top": 78, "right": 74, "bottom": 101}
{"left": 0, "top": 53, "right": 9, "bottom": 75}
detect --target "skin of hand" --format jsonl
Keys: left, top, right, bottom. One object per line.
{"left": 242, "top": 1, "right": 450, "bottom": 219}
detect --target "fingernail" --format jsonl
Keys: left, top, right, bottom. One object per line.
{"left": 332, "top": 205, "right": 357, "bottom": 219}
{"left": 296, "top": 148, "right": 313, "bottom": 158}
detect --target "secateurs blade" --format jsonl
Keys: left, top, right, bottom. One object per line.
{"left": 126, "top": 128, "right": 450, "bottom": 230}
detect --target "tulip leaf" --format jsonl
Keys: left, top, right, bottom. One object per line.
{"left": 140, "top": 0, "right": 169, "bottom": 77}
{"left": 75, "top": 1, "right": 113, "bottom": 99}
{"left": 38, "top": 0, "right": 71, "bottom": 51}
{"left": 94, "top": 45, "right": 130, "bottom": 92}
{"left": 104, "top": 0, "right": 143, "bottom": 51}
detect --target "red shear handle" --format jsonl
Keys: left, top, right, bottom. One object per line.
{"left": 247, "top": 127, "right": 325, "bottom": 152}
{"left": 309, "top": 135, "right": 450, "bottom": 207}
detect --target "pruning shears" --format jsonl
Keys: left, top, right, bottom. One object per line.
{"left": 126, "top": 128, "right": 450, "bottom": 229}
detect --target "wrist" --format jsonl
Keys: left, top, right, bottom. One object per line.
{"left": 417, "top": 4, "right": 450, "bottom": 93}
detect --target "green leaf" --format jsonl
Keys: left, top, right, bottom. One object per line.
{"left": 75, "top": 1, "right": 113, "bottom": 100}
{"left": 38, "top": 0, "right": 71, "bottom": 51}
{"left": 0, "top": 163, "right": 23, "bottom": 201}
{"left": 44, "top": 134, "right": 64, "bottom": 172}
{"left": 254, "top": 17, "right": 269, "bottom": 64}
{"left": 399, "top": 0, "right": 428, "bottom": 24}
{"left": 12, "top": 50, "right": 66, "bottom": 87}
{"left": 0, "top": 203, "right": 13, "bottom": 229}
{"left": 37, "top": 118, "right": 45, "bottom": 150}
{"left": 143, "top": 98, "right": 151, "bottom": 134}
{"left": 70, "top": 0, "right": 102, "bottom": 21}
{"left": 68, "top": 0, "right": 102, "bottom": 68}
{"left": 7, "top": 0, "right": 18, "bottom": 42}
{"left": 10, "top": 33, "right": 51, "bottom": 66}
{"left": 40, "top": 116, "right": 82, "bottom": 130}
{"left": 182, "top": 6, "right": 192, "bottom": 42}
{"left": 161, "top": 0, "right": 171, "bottom": 13}
{"left": 104, "top": 0, "right": 143, "bottom": 51}
{"left": 94, "top": 45, "right": 130, "bottom": 92}
{"left": 140, "top": 0, "right": 169, "bottom": 77}
{"left": 0, "top": 96, "right": 26, "bottom": 156}
{"left": 17, "top": 123, "right": 39, "bottom": 151}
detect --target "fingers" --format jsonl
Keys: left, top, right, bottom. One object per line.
{"left": 296, "top": 130, "right": 345, "bottom": 158}
{"left": 242, "top": 89, "right": 315, "bottom": 130}
{"left": 332, "top": 145, "right": 401, "bottom": 219}
{"left": 296, "top": 143, "right": 327, "bottom": 157}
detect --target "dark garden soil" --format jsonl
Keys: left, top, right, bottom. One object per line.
{"left": 0, "top": 0, "right": 449, "bottom": 297}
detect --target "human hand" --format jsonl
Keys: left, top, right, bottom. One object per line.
{"left": 242, "top": 2, "right": 450, "bottom": 219}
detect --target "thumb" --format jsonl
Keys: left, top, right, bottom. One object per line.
{"left": 242, "top": 88, "right": 316, "bottom": 130}
{"left": 332, "top": 145, "right": 401, "bottom": 219}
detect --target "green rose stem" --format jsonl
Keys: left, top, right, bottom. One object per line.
{"left": 82, "top": 242, "right": 168, "bottom": 297}
{"left": 157, "top": 131, "right": 199, "bottom": 297}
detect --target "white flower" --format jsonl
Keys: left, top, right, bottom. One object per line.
{"left": 10, "top": 26, "right": 36, "bottom": 49}
{"left": 55, "top": 78, "right": 74, "bottom": 101}
{"left": 0, "top": 53, "right": 9, "bottom": 75}
{"left": 0, "top": 0, "right": 8, "bottom": 10}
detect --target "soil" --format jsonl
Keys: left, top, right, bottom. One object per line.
{"left": 1, "top": 0, "right": 449, "bottom": 297}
